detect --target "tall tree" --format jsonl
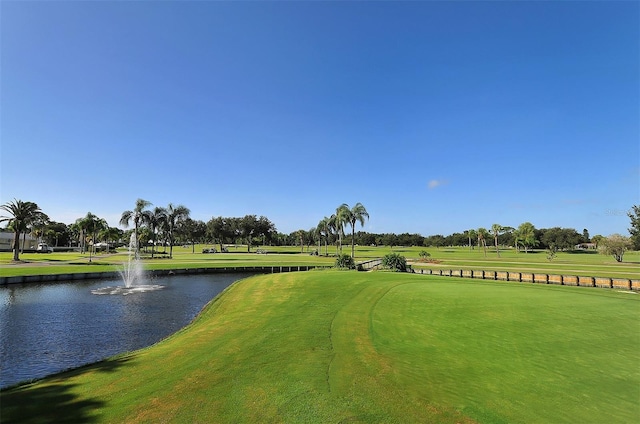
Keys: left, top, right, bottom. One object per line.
{"left": 515, "top": 222, "right": 537, "bottom": 253}
{"left": 467, "top": 229, "right": 477, "bottom": 251}
{"left": 317, "top": 216, "right": 331, "bottom": 256}
{"left": 119, "top": 199, "right": 152, "bottom": 258}
{"left": 165, "top": 203, "right": 190, "bottom": 258}
{"left": 239, "top": 215, "right": 259, "bottom": 252}
{"left": 491, "top": 224, "right": 503, "bottom": 257}
{"left": 0, "top": 199, "right": 45, "bottom": 261}
{"left": 334, "top": 204, "right": 351, "bottom": 255}
{"left": 477, "top": 227, "right": 489, "bottom": 257}
{"left": 600, "top": 234, "right": 632, "bottom": 262}
{"left": 148, "top": 207, "right": 167, "bottom": 258}
{"left": 628, "top": 205, "right": 640, "bottom": 250}
{"left": 340, "top": 203, "right": 369, "bottom": 259}
{"left": 76, "top": 212, "right": 107, "bottom": 262}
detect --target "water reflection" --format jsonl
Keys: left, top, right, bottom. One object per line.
{"left": 0, "top": 273, "right": 253, "bottom": 388}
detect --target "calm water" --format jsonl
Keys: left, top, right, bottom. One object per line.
{"left": 0, "top": 273, "right": 254, "bottom": 389}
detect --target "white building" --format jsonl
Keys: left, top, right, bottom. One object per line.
{"left": 0, "top": 231, "right": 38, "bottom": 252}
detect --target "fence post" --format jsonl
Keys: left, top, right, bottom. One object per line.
{"left": 518, "top": 272, "right": 522, "bottom": 282}
{"left": 545, "top": 274, "right": 549, "bottom": 284}
{"left": 591, "top": 277, "right": 596, "bottom": 287}
{"left": 560, "top": 275, "right": 564, "bottom": 285}
{"left": 609, "top": 278, "right": 613, "bottom": 289}
{"left": 629, "top": 279, "right": 632, "bottom": 291}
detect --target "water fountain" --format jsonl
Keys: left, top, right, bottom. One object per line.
{"left": 91, "top": 233, "right": 164, "bottom": 295}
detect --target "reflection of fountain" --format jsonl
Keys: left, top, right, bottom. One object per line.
{"left": 91, "top": 233, "right": 164, "bottom": 295}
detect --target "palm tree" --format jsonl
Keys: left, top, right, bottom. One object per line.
{"left": 165, "top": 203, "right": 190, "bottom": 258}
{"left": 119, "top": 199, "right": 152, "bottom": 258}
{"left": 477, "top": 227, "right": 489, "bottom": 258}
{"left": 0, "top": 199, "right": 45, "bottom": 261}
{"left": 333, "top": 205, "right": 350, "bottom": 255}
{"left": 316, "top": 216, "right": 331, "bottom": 256}
{"left": 340, "top": 203, "right": 369, "bottom": 259}
{"left": 491, "top": 224, "right": 503, "bottom": 257}
{"left": 515, "top": 222, "right": 537, "bottom": 253}
{"left": 77, "top": 212, "right": 107, "bottom": 262}
{"left": 148, "top": 207, "right": 167, "bottom": 259}
{"left": 467, "top": 229, "right": 477, "bottom": 251}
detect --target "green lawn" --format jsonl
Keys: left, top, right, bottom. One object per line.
{"left": 2, "top": 271, "right": 638, "bottom": 423}
{"left": 1, "top": 245, "right": 638, "bottom": 279}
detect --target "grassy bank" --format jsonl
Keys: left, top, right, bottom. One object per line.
{"left": 2, "top": 271, "right": 638, "bottom": 423}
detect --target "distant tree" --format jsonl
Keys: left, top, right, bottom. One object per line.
{"left": 477, "top": 227, "right": 489, "bottom": 257}
{"left": 148, "top": 207, "right": 167, "bottom": 258}
{"left": 239, "top": 215, "right": 259, "bottom": 252}
{"left": 333, "top": 205, "right": 350, "bottom": 255}
{"left": 338, "top": 203, "right": 369, "bottom": 259}
{"left": 628, "top": 205, "right": 640, "bottom": 250}
{"left": 316, "top": 217, "right": 330, "bottom": 255}
{"left": 120, "top": 199, "right": 152, "bottom": 258}
{"left": 44, "top": 221, "right": 72, "bottom": 247}
{"left": 515, "top": 222, "right": 538, "bottom": 253}
{"left": 540, "top": 227, "right": 582, "bottom": 251}
{"left": 591, "top": 234, "right": 605, "bottom": 250}
{"left": 98, "top": 226, "right": 123, "bottom": 251}
{"left": 466, "top": 229, "right": 477, "bottom": 251}
{"left": 600, "top": 234, "right": 632, "bottom": 262}
{"left": 491, "top": 224, "right": 504, "bottom": 257}
{"left": 294, "top": 229, "right": 306, "bottom": 253}
{"left": 582, "top": 228, "right": 590, "bottom": 243}
{"left": 77, "top": 212, "right": 107, "bottom": 262}
{"left": 164, "top": 203, "right": 190, "bottom": 258}
{"left": 0, "top": 199, "right": 45, "bottom": 261}
{"left": 207, "top": 216, "right": 234, "bottom": 252}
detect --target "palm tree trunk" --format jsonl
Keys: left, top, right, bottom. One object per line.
{"left": 351, "top": 224, "right": 356, "bottom": 259}
{"left": 12, "top": 229, "right": 20, "bottom": 261}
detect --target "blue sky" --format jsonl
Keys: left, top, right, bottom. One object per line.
{"left": 1, "top": 1, "right": 638, "bottom": 237}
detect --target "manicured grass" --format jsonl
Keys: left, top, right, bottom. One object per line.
{"left": 2, "top": 271, "right": 638, "bottom": 423}
{"left": 1, "top": 245, "right": 638, "bottom": 279}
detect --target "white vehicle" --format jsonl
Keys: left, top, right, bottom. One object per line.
{"left": 36, "top": 243, "right": 53, "bottom": 253}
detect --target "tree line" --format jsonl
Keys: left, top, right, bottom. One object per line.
{"left": 1, "top": 198, "right": 638, "bottom": 263}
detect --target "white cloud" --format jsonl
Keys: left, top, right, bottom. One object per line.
{"left": 428, "top": 179, "right": 448, "bottom": 190}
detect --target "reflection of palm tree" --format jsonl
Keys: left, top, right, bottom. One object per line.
{"left": 0, "top": 199, "right": 45, "bottom": 261}
{"left": 120, "top": 199, "right": 152, "bottom": 259}
{"left": 340, "top": 203, "right": 369, "bottom": 259}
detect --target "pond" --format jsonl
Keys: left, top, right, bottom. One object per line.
{"left": 0, "top": 272, "right": 255, "bottom": 389}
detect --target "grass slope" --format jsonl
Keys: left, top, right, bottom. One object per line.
{"left": 1, "top": 272, "right": 638, "bottom": 423}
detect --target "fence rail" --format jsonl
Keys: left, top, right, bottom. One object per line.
{"left": 0, "top": 265, "right": 333, "bottom": 285}
{"left": 413, "top": 268, "right": 640, "bottom": 291}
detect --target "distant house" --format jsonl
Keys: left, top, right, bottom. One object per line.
{"left": 0, "top": 232, "right": 38, "bottom": 252}
{"left": 575, "top": 242, "right": 597, "bottom": 250}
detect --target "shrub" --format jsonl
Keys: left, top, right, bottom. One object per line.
{"left": 382, "top": 252, "right": 407, "bottom": 272}
{"left": 335, "top": 253, "right": 355, "bottom": 269}
{"left": 418, "top": 250, "right": 430, "bottom": 260}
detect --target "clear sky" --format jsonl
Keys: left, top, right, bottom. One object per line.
{"left": 1, "top": 1, "right": 638, "bottom": 237}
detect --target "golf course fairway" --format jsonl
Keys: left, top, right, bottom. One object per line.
{"left": 1, "top": 271, "right": 638, "bottom": 423}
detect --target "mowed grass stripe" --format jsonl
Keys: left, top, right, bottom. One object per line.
{"left": 1, "top": 272, "right": 638, "bottom": 423}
